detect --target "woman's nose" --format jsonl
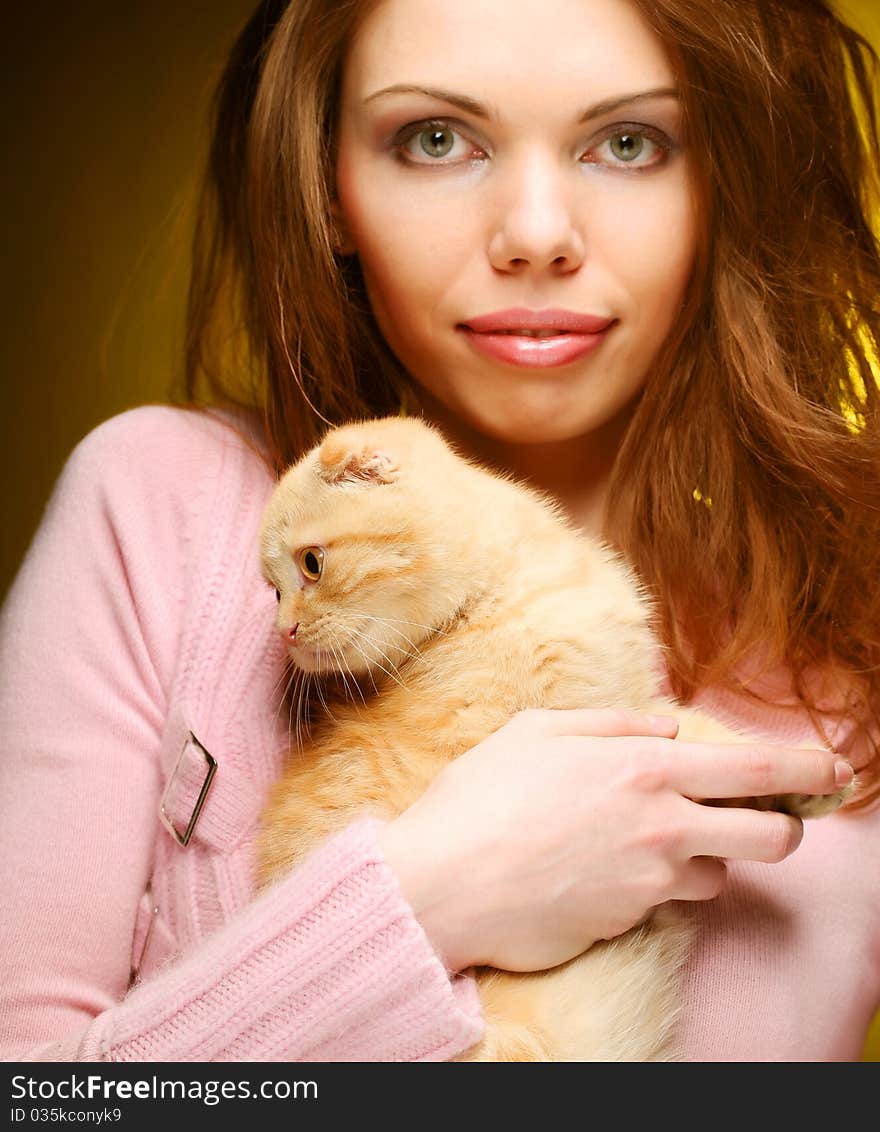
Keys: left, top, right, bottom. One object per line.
{"left": 487, "top": 152, "right": 586, "bottom": 273}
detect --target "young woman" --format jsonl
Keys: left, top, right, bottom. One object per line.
{"left": 1, "top": 0, "right": 878, "bottom": 1062}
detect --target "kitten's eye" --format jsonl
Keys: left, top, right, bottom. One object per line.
{"left": 298, "top": 546, "right": 325, "bottom": 581}
{"left": 274, "top": 588, "right": 281, "bottom": 603}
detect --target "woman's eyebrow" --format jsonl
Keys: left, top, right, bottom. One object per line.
{"left": 362, "top": 84, "right": 679, "bottom": 122}
{"left": 577, "top": 87, "right": 679, "bottom": 121}
{"left": 363, "top": 84, "right": 491, "bottom": 116}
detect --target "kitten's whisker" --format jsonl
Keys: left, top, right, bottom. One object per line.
{"left": 312, "top": 668, "right": 338, "bottom": 723}
{"left": 346, "top": 614, "right": 424, "bottom": 658}
{"left": 353, "top": 611, "right": 450, "bottom": 638}
{"left": 332, "top": 629, "right": 373, "bottom": 697}
{"left": 344, "top": 624, "right": 408, "bottom": 671}
{"left": 354, "top": 611, "right": 444, "bottom": 632}
{"left": 272, "top": 660, "right": 299, "bottom": 726}
{"left": 370, "top": 622, "right": 425, "bottom": 661}
{"left": 280, "top": 664, "right": 312, "bottom": 753}
{"left": 346, "top": 638, "right": 381, "bottom": 696}
{"left": 287, "top": 667, "right": 298, "bottom": 752}
{"left": 343, "top": 626, "right": 408, "bottom": 691}
{"left": 270, "top": 657, "right": 299, "bottom": 708}
{"left": 327, "top": 635, "right": 353, "bottom": 704}
{"left": 327, "top": 634, "right": 356, "bottom": 708}
{"left": 327, "top": 638, "right": 348, "bottom": 704}
{"left": 289, "top": 666, "right": 302, "bottom": 751}
{"left": 297, "top": 672, "right": 313, "bottom": 752}
{"left": 297, "top": 673, "right": 314, "bottom": 752}
{"left": 359, "top": 651, "right": 381, "bottom": 697}
{"left": 331, "top": 631, "right": 368, "bottom": 709}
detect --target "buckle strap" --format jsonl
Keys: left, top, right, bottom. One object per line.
{"left": 159, "top": 732, "right": 217, "bottom": 846}
{"left": 158, "top": 715, "right": 266, "bottom": 852}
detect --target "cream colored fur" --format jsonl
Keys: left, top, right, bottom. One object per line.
{"left": 256, "top": 415, "right": 845, "bottom": 1061}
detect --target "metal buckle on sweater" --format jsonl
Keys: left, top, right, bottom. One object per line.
{"left": 159, "top": 731, "right": 218, "bottom": 847}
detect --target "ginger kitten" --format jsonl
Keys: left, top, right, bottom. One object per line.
{"left": 256, "top": 415, "right": 847, "bottom": 1061}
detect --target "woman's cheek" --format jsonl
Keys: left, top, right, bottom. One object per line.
{"left": 359, "top": 211, "right": 469, "bottom": 321}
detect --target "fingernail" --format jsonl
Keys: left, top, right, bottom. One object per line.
{"left": 834, "top": 760, "right": 854, "bottom": 788}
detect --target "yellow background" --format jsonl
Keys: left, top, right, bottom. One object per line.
{"left": 1, "top": 0, "right": 878, "bottom": 1061}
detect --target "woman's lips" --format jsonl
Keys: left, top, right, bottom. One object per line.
{"left": 458, "top": 308, "right": 615, "bottom": 368}
{"left": 459, "top": 326, "right": 614, "bottom": 368}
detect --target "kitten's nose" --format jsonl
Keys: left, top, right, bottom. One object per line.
{"left": 283, "top": 622, "right": 300, "bottom": 644}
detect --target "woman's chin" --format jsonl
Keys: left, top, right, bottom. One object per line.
{"left": 463, "top": 406, "right": 606, "bottom": 448}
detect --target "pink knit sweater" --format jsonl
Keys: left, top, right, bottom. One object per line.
{"left": 1, "top": 405, "right": 877, "bottom": 1062}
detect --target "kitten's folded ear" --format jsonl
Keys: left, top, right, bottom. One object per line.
{"left": 317, "top": 429, "right": 400, "bottom": 486}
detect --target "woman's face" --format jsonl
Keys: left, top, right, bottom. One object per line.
{"left": 334, "top": 0, "right": 697, "bottom": 447}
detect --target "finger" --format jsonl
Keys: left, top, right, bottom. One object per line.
{"left": 683, "top": 801, "right": 804, "bottom": 863}
{"left": 673, "top": 855, "right": 728, "bottom": 902}
{"left": 664, "top": 741, "right": 847, "bottom": 800}
{"left": 536, "top": 707, "right": 680, "bottom": 739}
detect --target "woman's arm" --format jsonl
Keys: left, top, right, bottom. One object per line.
{"left": 14, "top": 817, "right": 483, "bottom": 1062}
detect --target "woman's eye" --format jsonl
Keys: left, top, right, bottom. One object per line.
{"left": 395, "top": 120, "right": 481, "bottom": 165}
{"left": 583, "top": 128, "right": 671, "bottom": 170}
{"left": 609, "top": 133, "right": 648, "bottom": 161}
{"left": 298, "top": 546, "right": 325, "bottom": 581}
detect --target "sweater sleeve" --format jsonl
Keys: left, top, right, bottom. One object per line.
{"left": 83, "top": 817, "right": 484, "bottom": 1063}
{"left": 0, "top": 406, "right": 483, "bottom": 1063}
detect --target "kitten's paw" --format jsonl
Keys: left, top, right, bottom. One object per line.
{"left": 715, "top": 780, "right": 856, "bottom": 818}
{"left": 767, "top": 781, "right": 856, "bottom": 818}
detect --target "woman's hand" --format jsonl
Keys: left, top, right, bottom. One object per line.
{"left": 377, "top": 708, "right": 851, "bottom": 973}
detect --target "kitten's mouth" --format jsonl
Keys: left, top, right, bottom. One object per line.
{"left": 287, "top": 641, "right": 323, "bottom": 670}
{"left": 290, "top": 642, "right": 366, "bottom": 678}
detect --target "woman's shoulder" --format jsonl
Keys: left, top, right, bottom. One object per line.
{"left": 58, "top": 403, "right": 275, "bottom": 531}
{"left": 67, "top": 402, "right": 272, "bottom": 484}
{"left": 37, "top": 403, "right": 277, "bottom": 601}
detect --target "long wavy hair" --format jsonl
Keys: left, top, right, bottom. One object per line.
{"left": 183, "top": 0, "right": 880, "bottom": 802}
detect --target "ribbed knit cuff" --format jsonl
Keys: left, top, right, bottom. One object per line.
{"left": 82, "top": 818, "right": 484, "bottom": 1062}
